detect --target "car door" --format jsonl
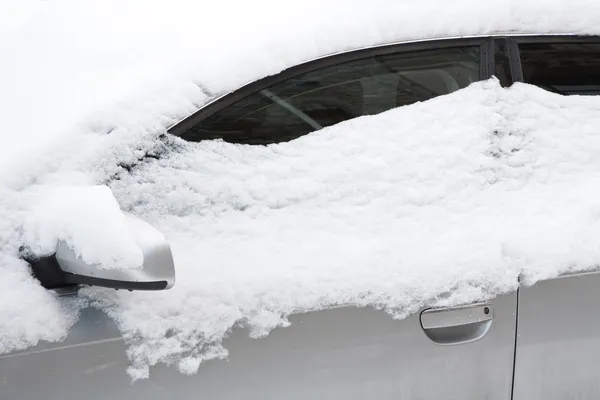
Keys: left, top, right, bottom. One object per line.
{"left": 508, "top": 36, "right": 600, "bottom": 399}
{"left": 1, "top": 290, "right": 517, "bottom": 399}
{"left": 513, "top": 273, "right": 600, "bottom": 399}
{"left": 1, "top": 37, "right": 519, "bottom": 399}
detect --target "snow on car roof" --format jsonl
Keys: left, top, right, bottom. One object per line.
{"left": 2, "top": 0, "right": 600, "bottom": 380}
{"left": 2, "top": 0, "right": 600, "bottom": 177}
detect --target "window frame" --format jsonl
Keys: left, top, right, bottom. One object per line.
{"left": 168, "top": 37, "right": 493, "bottom": 138}
{"left": 169, "top": 34, "right": 600, "bottom": 140}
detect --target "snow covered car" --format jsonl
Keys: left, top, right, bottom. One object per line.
{"left": 3, "top": 1, "right": 600, "bottom": 399}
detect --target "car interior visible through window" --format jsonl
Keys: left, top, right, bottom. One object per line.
{"left": 519, "top": 41, "right": 600, "bottom": 95}
{"left": 178, "top": 46, "right": 480, "bottom": 145}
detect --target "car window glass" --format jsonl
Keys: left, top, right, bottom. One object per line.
{"left": 520, "top": 41, "right": 600, "bottom": 95}
{"left": 179, "top": 46, "right": 480, "bottom": 144}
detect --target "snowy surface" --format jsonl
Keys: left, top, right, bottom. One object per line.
{"left": 24, "top": 185, "right": 143, "bottom": 270}
{"left": 2, "top": 0, "right": 600, "bottom": 380}
{"left": 3, "top": 0, "right": 600, "bottom": 183}
{"left": 100, "top": 81, "right": 600, "bottom": 379}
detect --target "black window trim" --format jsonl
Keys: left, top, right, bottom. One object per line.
{"left": 506, "top": 38, "right": 523, "bottom": 83}
{"left": 168, "top": 36, "right": 492, "bottom": 137}
{"left": 168, "top": 34, "right": 599, "bottom": 139}
{"left": 482, "top": 37, "right": 495, "bottom": 82}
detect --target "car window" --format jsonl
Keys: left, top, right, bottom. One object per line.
{"left": 179, "top": 46, "right": 480, "bottom": 144}
{"left": 494, "top": 38, "right": 513, "bottom": 87}
{"left": 520, "top": 41, "right": 600, "bottom": 95}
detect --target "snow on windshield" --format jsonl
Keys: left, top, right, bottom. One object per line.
{"left": 2, "top": 0, "right": 600, "bottom": 381}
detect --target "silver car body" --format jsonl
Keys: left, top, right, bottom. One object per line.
{"left": 3, "top": 272, "right": 600, "bottom": 399}
{"left": 2, "top": 292, "right": 517, "bottom": 399}
{"left": 3, "top": 33, "right": 600, "bottom": 399}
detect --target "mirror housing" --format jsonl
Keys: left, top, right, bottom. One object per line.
{"left": 29, "top": 213, "right": 175, "bottom": 291}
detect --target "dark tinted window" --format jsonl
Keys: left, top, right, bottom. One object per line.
{"left": 180, "top": 46, "right": 480, "bottom": 144}
{"left": 520, "top": 41, "right": 600, "bottom": 95}
{"left": 494, "top": 38, "right": 513, "bottom": 87}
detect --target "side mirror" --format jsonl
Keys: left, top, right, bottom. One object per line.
{"left": 29, "top": 213, "right": 175, "bottom": 291}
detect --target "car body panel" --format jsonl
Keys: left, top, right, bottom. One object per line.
{"left": 1, "top": 293, "right": 516, "bottom": 399}
{"left": 5, "top": 34, "right": 600, "bottom": 399}
{"left": 513, "top": 272, "right": 600, "bottom": 399}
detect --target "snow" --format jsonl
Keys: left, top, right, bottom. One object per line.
{"left": 23, "top": 185, "right": 143, "bottom": 270}
{"left": 3, "top": 0, "right": 600, "bottom": 183}
{"left": 0, "top": 1, "right": 45, "bottom": 38}
{"left": 90, "top": 81, "right": 600, "bottom": 379}
{"left": 1, "top": 0, "right": 600, "bottom": 381}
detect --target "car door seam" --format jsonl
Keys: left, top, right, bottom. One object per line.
{"left": 510, "top": 287, "right": 520, "bottom": 400}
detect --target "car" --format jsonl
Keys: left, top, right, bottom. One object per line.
{"left": 2, "top": 2, "right": 600, "bottom": 399}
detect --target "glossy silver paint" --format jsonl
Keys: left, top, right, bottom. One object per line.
{"left": 0, "top": 294, "right": 516, "bottom": 399}
{"left": 55, "top": 213, "right": 175, "bottom": 289}
{"left": 513, "top": 272, "right": 600, "bottom": 399}
{"left": 3, "top": 32, "right": 596, "bottom": 399}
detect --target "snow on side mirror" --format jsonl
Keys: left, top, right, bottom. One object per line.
{"left": 29, "top": 213, "right": 175, "bottom": 291}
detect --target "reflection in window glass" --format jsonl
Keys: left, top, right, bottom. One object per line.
{"left": 520, "top": 42, "right": 600, "bottom": 95}
{"left": 494, "top": 39, "right": 512, "bottom": 87}
{"left": 181, "top": 47, "right": 480, "bottom": 144}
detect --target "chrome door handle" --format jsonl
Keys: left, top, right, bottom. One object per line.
{"left": 420, "top": 303, "right": 493, "bottom": 345}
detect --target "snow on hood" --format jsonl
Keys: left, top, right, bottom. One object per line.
{"left": 2, "top": 0, "right": 600, "bottom": 381}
